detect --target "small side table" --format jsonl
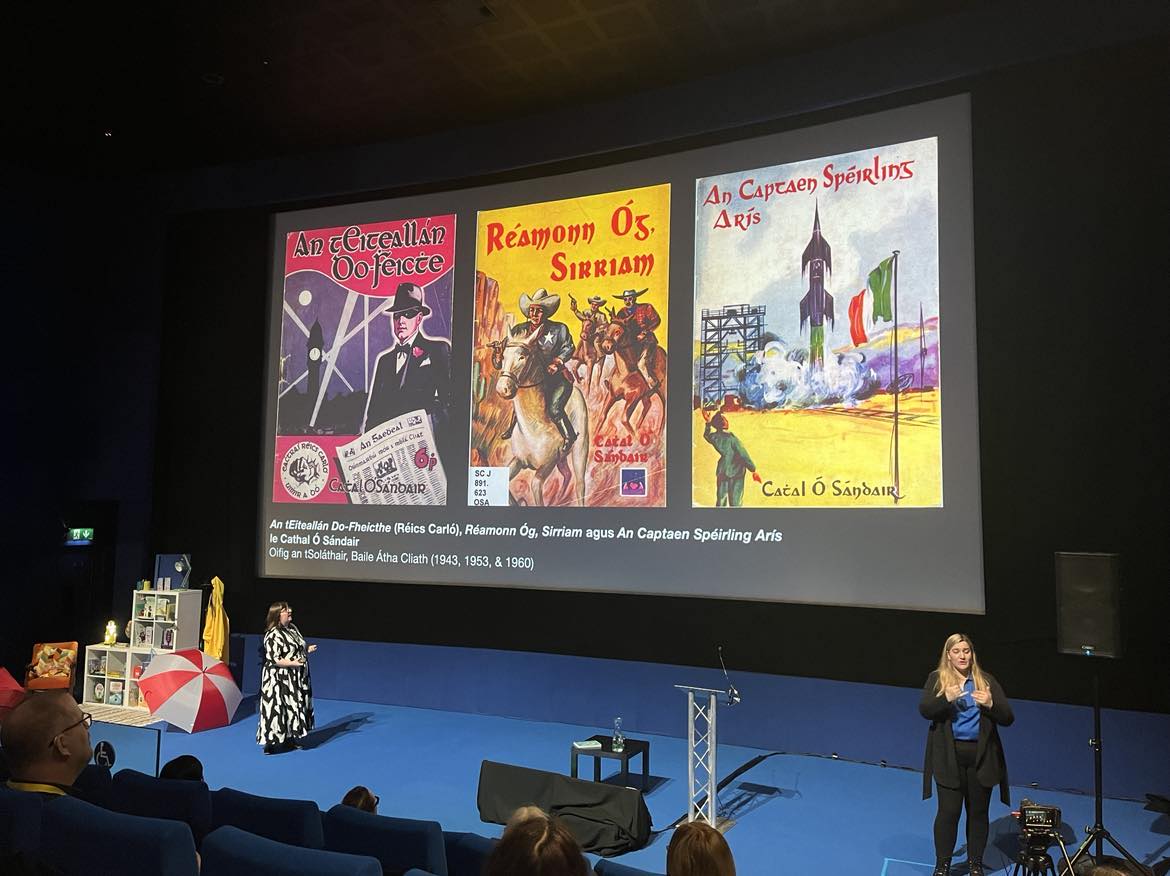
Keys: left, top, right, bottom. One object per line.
{"left": 570, "top": 734, "right": 649, "bottom": 789}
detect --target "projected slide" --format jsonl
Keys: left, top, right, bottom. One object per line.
{"left": 469, "top": 185, "right": 670, "bottom": 508}
{"left": 693, "top": 138, "right": 941, "bottom": 508}
{"left": 273, "top": 215, "right": 457, "bottom": 506}
{"left": 261, "top": 95, "right": 984, "bottom": 612}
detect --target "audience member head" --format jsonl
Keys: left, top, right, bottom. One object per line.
{"left": 667, "top": 821, "right": 736, "bottom": 876}
{"left": 484, "top": 806, "right": 588, "bottom": 876}
{"left": 159, "top": 754, "right": 204, "bottom": 781}
{"left": 341, "top": 785, "right": 379, "bottom": 813}
{"left": 1089, "top": 858, "right": 1137, "bottom": 876}
{"left": 506, "top": 805, "right": 546, "bottom": 829}
{"left": 0, "top": 691, "right": 92, "bottom": 787}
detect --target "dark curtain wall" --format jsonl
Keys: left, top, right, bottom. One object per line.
{"left": 149, "top": 40, "right": 1169, "bottom": 712}
{"left": 1, "top": 169, "right": 163, "bottom": 677}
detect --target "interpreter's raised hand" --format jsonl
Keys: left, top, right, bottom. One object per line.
{"left": 307, "top": 644, "right": 318, "bottom": 654}
{"left": 971, "top": 688, "right": 993, "bottom": 708}
{"left": 944, "top": 684, "right": 963, "bottom": 702}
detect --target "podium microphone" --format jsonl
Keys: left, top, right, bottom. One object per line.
{"left": 717, "top": 645, "right": 741, "bottom": 706}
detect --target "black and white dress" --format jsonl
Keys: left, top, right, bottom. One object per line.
{"left": 256, "top": 622, "right": 315, "bottom": 747}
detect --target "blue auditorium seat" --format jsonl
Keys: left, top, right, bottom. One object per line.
{"left": 0, "top": 785, "right": 42, "bottom": 857}
{"left": 40, "top": 794, "right": 198, "bottom": 875}
{"left": 202, "top": 825, "right": 381, "bottom": 876}
{"left": 595, "top": 859, "right": 665, "bottom": 876}
{"left": 211, "top": 785, "right": 325, "bottom": 848}
{"left": 322, "top": 803, "right": 448, "bottom": 875}
{"left": 111, "top": 767, "right": 213, "bottom": 845}
{"left": 442, "top": 830, "right": 497, "bottom": 876}
{"left": 72, "top": 762, "right": 113, "bottom": 808}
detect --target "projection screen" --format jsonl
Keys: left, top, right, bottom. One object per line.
{"left": 260, "top": 94, "right": 983, "bottom": 612}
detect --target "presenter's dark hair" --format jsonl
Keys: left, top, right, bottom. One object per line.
{"left": 667, "top": 820, "right": 736, "bottom": 876}
{"left": 264, "top": 601, "right": 291, "bottom": 631}
{"left": 484, "top": 808, "right": 588, "bottom": 876}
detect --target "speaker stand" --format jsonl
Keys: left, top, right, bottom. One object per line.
{"left": 1059, "top": 672, "right": 1151, "bottom": 876}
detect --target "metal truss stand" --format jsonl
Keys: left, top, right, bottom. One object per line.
{"left": 674, "top": 684, "right": 734, "bottom": 832}
{"left": 699, "top": 304, "right": 766, "bottom": 405}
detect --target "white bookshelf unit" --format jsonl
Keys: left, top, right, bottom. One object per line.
{"left": 82, "top": 588, "right": 203, "bottom": 713}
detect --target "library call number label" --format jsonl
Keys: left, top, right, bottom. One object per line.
{"left": 469, "top": 467, "right": 510, "bottom": 506}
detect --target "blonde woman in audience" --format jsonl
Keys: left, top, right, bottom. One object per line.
{"left": 666, "top": 820, "right": 736, "bottom": 876}
{"left": 485, "top": 806, "right": 590, "bottom": 876}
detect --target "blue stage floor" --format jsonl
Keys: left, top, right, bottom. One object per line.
{"left": 157, "top": 699, "right": 1170, "bottom": 874}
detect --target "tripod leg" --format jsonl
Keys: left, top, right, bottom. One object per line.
{"left": 1101, "top": 830, "right": 1154, "bottom": 876}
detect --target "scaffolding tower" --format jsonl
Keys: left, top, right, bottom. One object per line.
{"left": 699, "top": 303, "right": 766, "bottom": 405}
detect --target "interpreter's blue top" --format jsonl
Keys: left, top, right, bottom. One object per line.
{"left": 952, "top": 676, "right": 980, "bottom": 741}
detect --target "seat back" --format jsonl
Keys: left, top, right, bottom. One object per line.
{"left": 442, "top": 831, "right": 497, "bottom": 876}
{"left": 25, "top": 642, "right": 78, "bottom": 691}
{"left": 210, "top": 786, "right": 324, "bottom": 848}
{"left": 40, "top": 794, "right": 198, "bottom": 876}
{"left": 0, "top": 785, "right": 43, "bottom": 857}
{"left": 323, "top": 803, "right": 447, "bottom": 876}
{"left": 111, "top": 768, "right": 212, "bottom": 845}
{"left": 595, "top": 859, "right": 665, "bottom": 876}
{"left": 202, "top": 825, "right": 381, "bottom": 876}
{"left": 72, "top": 762, "right": 113, "bottom": 809}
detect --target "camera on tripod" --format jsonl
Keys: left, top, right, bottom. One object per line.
{"left": 1017, "top": 799, "right": 1062, "bottom": 845}
{"left": 1009, "top": 800, "right": 1072, "bottom": 875}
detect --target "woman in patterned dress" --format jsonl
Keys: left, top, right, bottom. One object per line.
{"left": 257, "top": 601, "right": 317, "bottom": 754}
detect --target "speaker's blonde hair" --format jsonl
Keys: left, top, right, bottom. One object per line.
{"left": 934, "top": 633, "right": 989, "bottom": 695}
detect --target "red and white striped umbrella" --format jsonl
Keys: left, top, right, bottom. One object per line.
{"left": 137, "top": 649, "right": 242, "bottom": 733}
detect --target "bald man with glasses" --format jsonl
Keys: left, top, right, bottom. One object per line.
{"left": 2, "top": 691, "right": 93, "bottom": 796}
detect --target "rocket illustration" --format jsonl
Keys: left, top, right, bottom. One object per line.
{"left": 799, "top": 204, "right": 834, "bottom": 368}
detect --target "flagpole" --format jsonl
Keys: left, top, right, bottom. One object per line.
{"left": 891, "top": 250, "right": 900, "bottom": 504}
{"left": 919, "top": 302, "right": 925, "bottom": 391}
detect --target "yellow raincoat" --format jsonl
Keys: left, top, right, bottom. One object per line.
{"left": 201, "top": 575, "right": 230, "bottom": 661}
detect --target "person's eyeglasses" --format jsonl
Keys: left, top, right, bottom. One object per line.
{"left": 48, "top": 712, "right": 92, "bottom": 748}
{"left": 394, "top": 308, "right": 422, "bottom": 320}
{"left": 374, "top": 795, "right": 380, "bottom": 807}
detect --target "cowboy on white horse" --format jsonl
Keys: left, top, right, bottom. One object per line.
{"left": 492, "top": 288, "right": 578, "bottom": 453}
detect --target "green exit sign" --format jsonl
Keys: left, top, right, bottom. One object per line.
{"left": 67, "top": 527, "right": 94, "bottom": 542}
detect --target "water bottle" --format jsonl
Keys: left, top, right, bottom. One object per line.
{"left": 612, "top": 717, "right": 625, "bottom": 752}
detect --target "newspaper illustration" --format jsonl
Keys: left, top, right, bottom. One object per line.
{"left": 335, "top": 409, "right": 447, "bottom": 506}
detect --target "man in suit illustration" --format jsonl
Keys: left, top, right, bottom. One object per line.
{"left": 362, "top": 283, "right": 452, "bottom": 461}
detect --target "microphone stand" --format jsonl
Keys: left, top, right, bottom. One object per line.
{"left": 718, "top": 646, "right": 741, "bottom": 706}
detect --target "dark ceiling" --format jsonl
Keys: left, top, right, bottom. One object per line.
{"left": 5, "top": 0, "right": 975, "bottom": 175}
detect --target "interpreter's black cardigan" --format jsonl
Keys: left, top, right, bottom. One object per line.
{"left": 919, "top": 670, "right": 1014, "bottom": 805}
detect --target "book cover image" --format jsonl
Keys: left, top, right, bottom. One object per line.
{"left": 273, "top": 215, "right": 456, "bottom": 506}
{"left": 469, "top": 184, "right": 670, "bottom": 507}
{"left": 693, "top": 138, "right": 942, "bottom": 508}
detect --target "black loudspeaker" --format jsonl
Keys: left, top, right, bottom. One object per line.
{"left": 1055, "top": 552, "right": 1121, "bottom": 658}
{"left": 476, "top": 760, "right": 651, "bottom": 856}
